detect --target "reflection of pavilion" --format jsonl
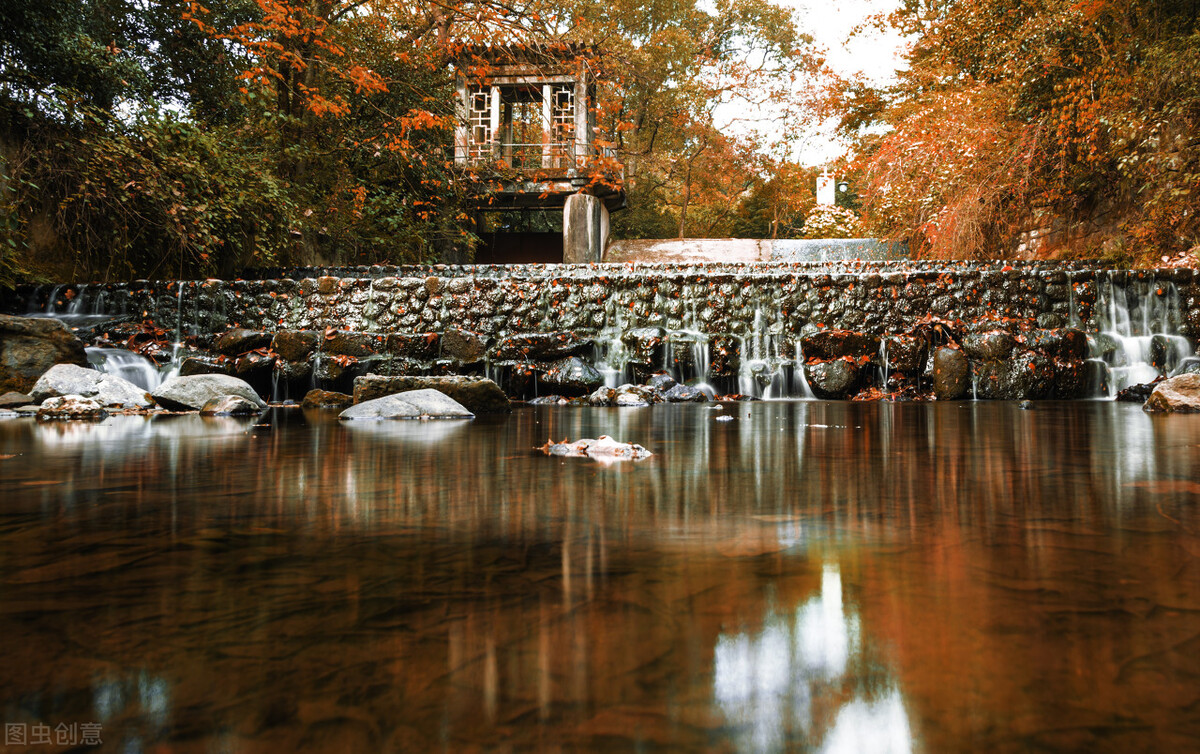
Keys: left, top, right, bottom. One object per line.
{"left": 714, "top": 564, "right": 914, "bottom": 753}
{"left": 454, "top": 43, "right": 626, "bottom": 264}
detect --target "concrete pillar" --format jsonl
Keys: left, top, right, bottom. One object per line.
{"left": 563, "top": 194, "right": 609, "bottom": 264}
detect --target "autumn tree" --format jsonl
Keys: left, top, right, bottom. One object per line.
{"left": 836, "top": 0, "right": 1200, "bottom": 262}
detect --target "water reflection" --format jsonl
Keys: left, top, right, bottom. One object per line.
{"left": 0, "top": 402, "right": 1197, "bottom": 752}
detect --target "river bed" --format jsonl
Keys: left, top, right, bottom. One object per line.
{"left": 1, "top": 402, "right": 1198, "bottom": 752}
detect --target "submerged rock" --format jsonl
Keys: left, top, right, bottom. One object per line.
{"left": 36, "top": 395, "right": 107, "bottom": 421}
{"left": 538, "top": 435, "right": 652, "bottom": 461}
{"left": 1143, "top": 374, "right": 1200, "bottom": 413}
{"left": 0, "top": 314, "right": 88, "bottom": 393}
{"left": 31, "top": 363, "right": 153, "bottom": 408}
{"left": 200, "top": 395, "right": 262, "bottom": 416}
{"left": 152, "top": 374, "right": 267, "bottom": 411}
{"left": 353, "top": 375, "right": 509, "bottom": 413}
{"left": 339, "top": 389, "right": 474, "bottom": 420}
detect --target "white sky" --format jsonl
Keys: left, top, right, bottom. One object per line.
{"left": 718, "top": 0, "right": 909, "bottom": 166}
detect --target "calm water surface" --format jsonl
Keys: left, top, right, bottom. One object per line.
{"left": 1, "top": 402, "right": 1198, "bottom": 753}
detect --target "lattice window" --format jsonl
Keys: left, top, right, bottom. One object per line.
{"left": 552, "top": 85, "right": 574, "bottom": 142}
{"left": 469, "top": 87, "right": 492, "bottom": 157}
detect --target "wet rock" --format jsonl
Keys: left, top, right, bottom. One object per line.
{"left": 301, "top": 389, "right": 354, "bottom": 410}
{"left": 537, "top": 435, "right": 651, "bottom": 461}
{"left": 152, "top": 374, "right": 267, "bottom": 411}
{"left": 539, "top": 357, "right": 603, "bottom": 397}
{"left": 180, "top": 356, "right": 232, "bottom": 377}
{"left": 801, "top": 329, "right": 881, "bottom": 361}
{"left": 386, "top": 333, "right": 441, "bottom": 362}
{"left": 200, "top": 395, "right": 262, "bottom": 416}
{"left": 1025, "top": 328, "right": 1088, "bottom": 360}
{"left": 882, "top": 335, "right": 926, "bottom": 375}
{"left": 974, "top": 351, "right": 1056, "bottom": 400}
{"left": 353, "top": 375, "right": 510, "bottom": 413}
{"left": 932, "top": 347, "right": 970, "bottom": 400}
{"left": 274, "top": 359, "right": 313, "bottom": 382}
{"left": 615, "top": 383, "right": 660, "bottom": 405}
{"left": 647, "top": 372, "right": 677, "bottom": 391}
{"left": 36, "top": 395, "right": 107, "bottom": 421}
{"left": 339, "top": 389, "right": 474, "bottom": 420}
{"left": 322, "top": 331, "right": 380, "bottom": 358}
{"left": 587, "top": 386, "right": 616, "bottom": 406}
{"left": 0, "top": 314, "right": 88, "bottom": 393}
{"left": 962, "top": 331, "right": 1016, "bottom": 361}
{"left": 708, "top": 335, "right": 741, "bottom": 377}
{"left": 441, "top": 328, "right": 487, "bottom": 363}
{"left": 0, "top": 391, "right": 33, "bottom": 408}
{"left": 805, "top": 360, "right": 859, "bottom": 399}
{"left": 491, "top": 332, "right": 591, "bottom": 361}
{"left": 1117, "top": 379, "right": 1163, "bottom": 403}
{"left": 271, "top": 330, "right": 320, "bottom": 361}
{"left": 31, "top": 363, "right": 153, "bottom": 408}
{"left": 622, "top": 327, "right": 666, "bottom": 365}
{"left": 528, "top": 395, "right": 569, "bottom": 405}
{"left": 663, "top": 383, "right": 709, "bottom": 402}
{"left": 1019, "top": 400, "right": 1035, "bottom": 410}
{"left": 234, "top": 351, "right": 276, "bottom": 378}
{"left": 1150, "top": 335, "right": 1187, "bottom": 374}
{"left": 1143, "top": 374, "right": 1200, "bottom": 413}
{"left": 213, "top": 328, "right": 272, "bottom": 356}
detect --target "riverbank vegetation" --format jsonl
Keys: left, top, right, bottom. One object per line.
{"left": 835, "top": 0, "right": 1200, "bottom": 265}
{"left": 1, "top": 0, "right": 1197, "bottom": 283}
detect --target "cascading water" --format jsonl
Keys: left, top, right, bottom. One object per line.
{"left": 86, "top": 347, "right": 167, "bottom": 391}
{"left": 1090, "top": 273, "right": 1197, "bottom": 397}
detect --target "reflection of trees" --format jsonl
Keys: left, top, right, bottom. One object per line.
{"left": 0, "top": 403, "right": 1198, "bottom": 751}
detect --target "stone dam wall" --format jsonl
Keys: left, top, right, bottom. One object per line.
{"left": 8, "top": 260, "right": 1200, "bottom": 401}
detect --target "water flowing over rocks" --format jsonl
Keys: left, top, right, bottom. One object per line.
{"left": 0, "top": 314, "right": 88, "bottom": 393}
{"left": 152, "top": 374, "right": 267, "bottom": 411}
{"left": 1142, "top": 374, "right": 1200, "bottom": 413}
{"left": 31, "top": 363, "right": 153, "bottom": 408}
{"left": 339, "top": 389, "right": 474, "bottom": 420}
{"left": 7, "top": 260, "right": 1199, "bottom": 402}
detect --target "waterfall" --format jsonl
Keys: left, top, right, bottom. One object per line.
{"left": 86, "top": 348, "right": 167, "bottom": 391}
{"left": 1090, "top": 272, "right": 1196, "bottom": 397}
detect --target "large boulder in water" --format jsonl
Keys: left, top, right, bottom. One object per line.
{"left": 339, "top": 389, "right": 473, "bottom": 420}
{"left": 31, "top": 363, "right": 153, "bottom": 408}
{"left": 805, "top": 360, "right": 859, "bottom": 399}
{"left": 1143, "top": 374, "right": 1200, "bottom": 413}
{"left": 0, "top": 314, "right": 88, "bottom": 393}
{"left": 152, "top": 374, "right": 267, "bottom": 411}
{"left": 353, "top": 374, "right": 510, "bottom": 413}
{"left": 932, "top": 347, "right": 970, "bottom": 400}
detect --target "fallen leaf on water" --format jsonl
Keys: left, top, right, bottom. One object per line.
{"left": 0, "top": 454, "right": 16, "bottom": 460}
{"left": 21, "top": 480, "right": 63, "bottom": 486}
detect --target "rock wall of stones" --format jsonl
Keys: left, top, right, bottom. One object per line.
{"left": 10, "top": 261, "right": 1199, "bottom": 400}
